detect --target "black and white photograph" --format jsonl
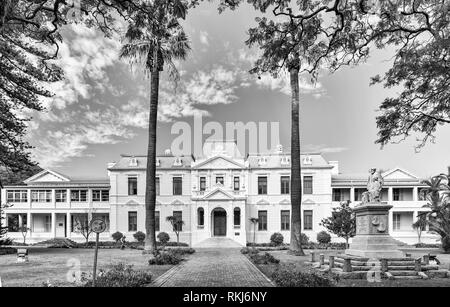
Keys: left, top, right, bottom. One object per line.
{"left": 0, "top": 0, "right": 449, "bottom": 295}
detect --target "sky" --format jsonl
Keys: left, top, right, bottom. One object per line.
{"left": 25, "top": 1, "right": 450, "bottom": 180}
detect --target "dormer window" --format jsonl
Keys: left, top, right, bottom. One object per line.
{"left": 129, "top": 157, "right": 138, "bottom": 167}
{"left": 280, "top": 156, "right": 290, "bottom": 165}
{"left": 173, "top": 157, "right": 182, "bottom": 166}
{"left": 303, "top": 156, "right": 312, "bottom": 165}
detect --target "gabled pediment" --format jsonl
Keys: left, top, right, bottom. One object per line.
{"left": 382, "top": 168, "right": 418, "bottom": 180}
{"left": 193, "top": 155, "right": 245, "bottom": 170}
{"left": 279, "top": 199, "right": 290, "bottom": 205}
{"left": 125, "top": 200, "right": 140, "bottom": 206}
{"left": 303, "top": 199, "right": 315, "bottom": 205}
{"left": 24, "top": 169, "right": 70, "bottom": 183}
{"left": 204, "top": 188, "right": 234, "bottom": 200}
{"left": 171, "top": 199, "right": 184, "bottom": 206}
{"left": 257, "top": 199, "right": 270, "bottom": 205}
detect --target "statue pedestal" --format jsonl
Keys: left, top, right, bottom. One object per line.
{"left": 346, "top": 203, "right": 404, "bottom": 259}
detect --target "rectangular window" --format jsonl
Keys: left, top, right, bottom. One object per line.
{"left": 216, "top": 176, "right": 224, "bottom": 185}
{"left": 44, "top": 215, "right": 51, "bottom": 232}
{"left": 55, "top": 190, "right": 67, "bottom": 203}
{"left": 7, "top": 214, "right": 27, "bottom": 232}
{"left": 31, "top": 190, "right": 52, "bottom": 202}
{"left": 393, "top": 189, "right": 400, "bottom": 201}
{"left": 173, "top": 177, "right": 182, "bottom": 195}
{"left": 393, "top": 188, "right": 413, "bottom": 201}
{"left": 128, "top": 177, "right": 138, "bottom": 195}
{"left": 234, "top": 208, "right": 241, "bottom": 226}
{"left": 200, "top": 177, "right": 206, "bottom": 191}
{"left": 258, "top": 211, "right": 267, "bottom": 231}
{"left": 155, "top": 211, "right": 160, "bottom": 232}
{"left": 258, "top": 176, "right": 267, "bottom": 195}
{"left": 303, "top": 176, "right": 313, "bottom": 194}
{"left": 6, "top": 190, "right": 28, "bottom": 202}
{"left": 392, "top": 212, "right": 414, "bottom": 231}
{"left": 92, "top": 190, "right": 109, "bottom": 202}
{"left": 281, "top": 210, "right": 290, "bottom": 231}
{"left": 304, "top": 210, "right": 313, "bottom": 230}
{"left": 332, "top": 189, "right": 341, "bottom": 202}
{"left": 393, "top": 213, "right": 401, "bottom": 231}
{"left": 173, "top": 211, "right": 183, "bottom": 232}
{"left": 70, "top": 190, "right": 87, "bottom": 202}
{"left": 128, "top": 211, "right": 137, "bottom": 232}
{"left": 280, "top": 176, "right": 290, "bottom": 194}
{"left": 156, "top": 177, "right": 160, "bottom": 196}
{"left": 71, "top": 214, "right": 88, "bottom": 232}
{"left": 234, "top": 177, "right": 240, "bottom": 191}
{"left": 92, "top": 190, "right": 100, "bottom": 202}
{"left": 332, "top": 188, "right": 350, "bottom": 202}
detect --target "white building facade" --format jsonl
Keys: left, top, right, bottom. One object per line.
{"left": 0, "top": 141, "right": 438, "bottom": 246}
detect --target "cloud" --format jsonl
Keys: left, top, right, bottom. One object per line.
{"left": 304, "top": 144, "right": 348, "bottom": 153}
{"left": 199, "top": 30, "right": 209, "bottom": 46}
{"left": 42, "top": 24, "right": 121, "bottom": 112}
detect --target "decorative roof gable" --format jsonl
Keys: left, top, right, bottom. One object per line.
{"left": 24, "top": 169, "right": 70, "bottom": 184}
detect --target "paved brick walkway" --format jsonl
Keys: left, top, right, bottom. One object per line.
{"left": 152, "top": 248, "right": 274, "bottom": 287}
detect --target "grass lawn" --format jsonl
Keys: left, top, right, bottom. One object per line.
{"left": 254, "top": 250, "right": 450, "bottom": 287}
{"left": 0, "top": 248, "right": 174, "bottom": 287}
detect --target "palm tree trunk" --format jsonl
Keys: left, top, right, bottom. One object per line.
{"left": 143, "top": 47, "right": 159, "bottom": 254}
{"left": 289, "top": 67, "right": 305, "bottom": 255}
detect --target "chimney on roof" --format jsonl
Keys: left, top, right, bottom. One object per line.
{"left": 329, "top": 161, "right": 339, "bottom": 175}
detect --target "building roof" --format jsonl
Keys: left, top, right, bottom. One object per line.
{"left": 4, "top": 169, "right": 109, "bottom": 188}
{"left": 332, "top": 167, "right": 426, "bottom": 187}
{"left": 247, "top": 152, "right": 332, "bottom": 169}
{"left": 108, "top": 155, "right": 195, "bottom": 170}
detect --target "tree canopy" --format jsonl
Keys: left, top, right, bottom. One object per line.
{"left": 0, "top": 0, "right": 150, "bottom": 175}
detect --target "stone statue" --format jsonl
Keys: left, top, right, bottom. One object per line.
{"left": 361, "top": 168, "right": 384, "bottom": 203}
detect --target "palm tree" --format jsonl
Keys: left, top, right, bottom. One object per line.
{"left": 412, "top": 215, "right": 428, "bottom": 244}
{"left": 421, "top": 174, "right": 450, "bottom": 252}
{"left": 120, "top": 1, "right": 190, "bottom": 253}
{"left": 288, "top": 54, "right": 305, "bottom": 256}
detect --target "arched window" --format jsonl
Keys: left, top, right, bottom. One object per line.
{"left": 234, "top": 207, "right": 241, "bottom": 227}
{"left": 198, "top": 207, "right": 204, "bottom": 227}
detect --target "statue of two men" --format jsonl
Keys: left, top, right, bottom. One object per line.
{"left": 361, "top": 168, "right": 384, "bottom": 203}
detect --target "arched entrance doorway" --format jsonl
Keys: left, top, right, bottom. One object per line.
{"left": 211, "top": 208, "right": 226, "bottom": 236}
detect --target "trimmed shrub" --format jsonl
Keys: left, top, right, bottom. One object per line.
{"left": 301, "top": 233, "right": 309, "bottom": 245}
{"left": 133, "top": 231, "right": 146, "bottom": 243}
{"left": 112, "top": 231, "right": 124, "bottom": 243}
{"left": 157, "top": 232, "right": 170, "bottom": 244}
{"left": 241, "top": 247, "right": 250, "bottom": 254}
{"left": 414, "top": 243, "right": 442, "bottom": 248}
{"left": 0, "top": 247, "right": 16, "bottom": 255}
{"left": 82, "top": 263, "right": 152, "bottom": 287}
{"left": 270, "top": 233, "right": 284, "bottom": 246}
{"left": 148, "top": 250, "right": 182, "bottom": 265}
{"left": 0, "top": 238, "right": 13, "bottom": 246}
{"left": 168, "top": 247, "right": 195, "bottom": 256}
{"left": 162, "top": 241, "right": 188, "bottom": 247}
{"left": 241, "top": 247, "right": 260, "bottom": 254}
{"left": 249, "top": 252, "right": 280, "bottom": 265}
{"left": 317, "top": 231, "right": 331, "bottom": 244}
{"left": 271, "top": 265, "right": 337, "bottom": 287}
